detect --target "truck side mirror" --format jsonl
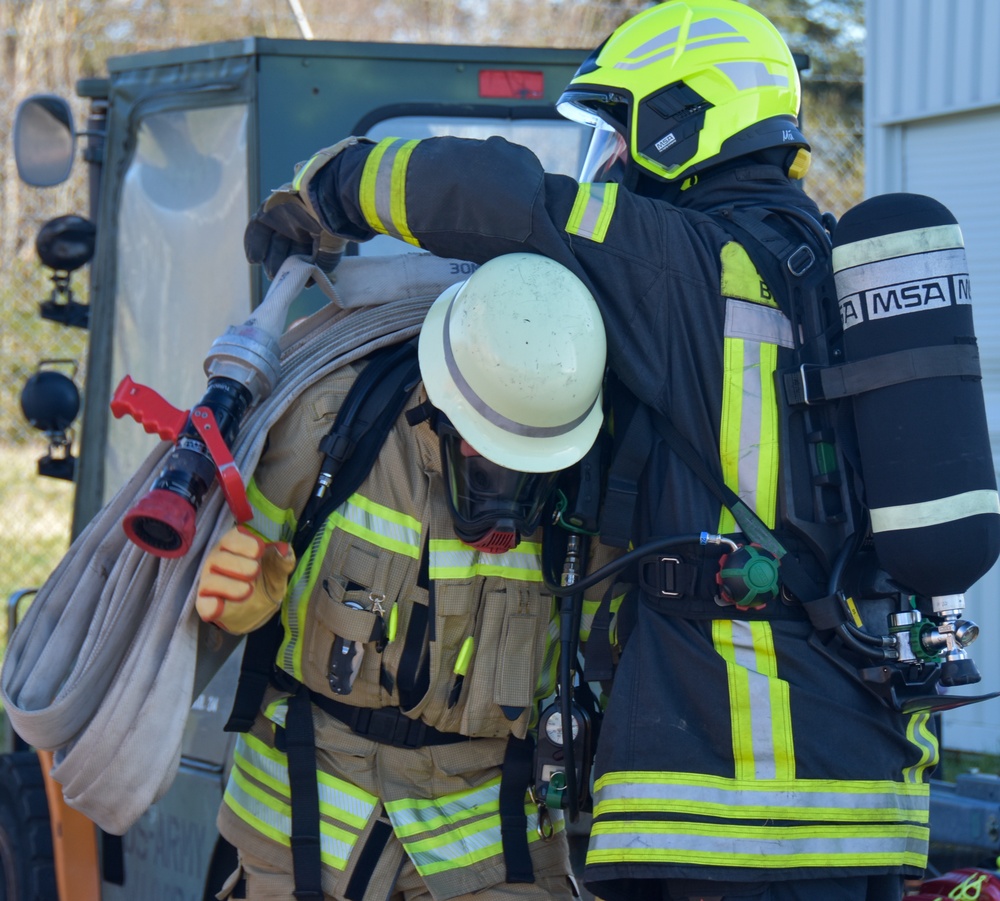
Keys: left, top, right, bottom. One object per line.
{"left": 14, "top": 94, "right": 76, "bottom": 187}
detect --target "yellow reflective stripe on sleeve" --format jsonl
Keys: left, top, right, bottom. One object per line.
{"left": 385, "top": 778, "right": 563, "bottom": 876}
{"left": 429, "top": 539, "right": 543, "bottom": 581}
{"left": 359, "top": 137, "right": 422, "bottom": 247}
{"left": 587, "top": 820, "right": 928, "bottom": 869}
{"left": 712, "top": 620, "right": 794, "bottom": 781}
{"left": 593, "top": 770, "right": 930, "bottom": 822}
{"left": 246, "top": 478, "right": 298, "bottom": 542}
{"left": 902, "top": 712, "right": 940, "bottom": 784}
{"left": 566, "top": 182, "right": 618, "bottom": 244}
{"left": 716, "top": 298, "right": 789, "bottom": 534}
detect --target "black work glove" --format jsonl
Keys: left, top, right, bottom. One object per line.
{"left": 244, "top": 136, "right": 364, "bottom": 279}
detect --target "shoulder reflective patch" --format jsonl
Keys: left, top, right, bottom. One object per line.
{"left": 567, "top": 182, "right": 618, "bottom": 244}
{"left": 724, "top": 298, "right": 793, "bottom": 347}
{"left": 720, "top": 242, "right": 776, "bottom": 306}
{"left": 359, "top": 137, "right": 423, "bottom": 247}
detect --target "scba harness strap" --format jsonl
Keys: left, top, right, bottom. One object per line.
{"left": 224, "top": 339, "right": 537, "bottom": 898}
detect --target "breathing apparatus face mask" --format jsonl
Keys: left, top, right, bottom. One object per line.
{"left": 436, "top": 416, "right": 558, "bottom": 555}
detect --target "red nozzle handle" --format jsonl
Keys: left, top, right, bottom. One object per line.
{"left": 111, "top": 376, "right": 189, "bottom": 441}
{"left": 191, "top": 405, "right": 253, "bottom": 524}
{"left": 111, "top": 377, "right": 253, "bottom": 547}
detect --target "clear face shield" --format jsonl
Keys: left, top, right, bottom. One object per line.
{"left": 578, "top": 119, "right": 630, "bottom": 185}
{"left": 437, "top": 417, "right": 558, "bottom": 555}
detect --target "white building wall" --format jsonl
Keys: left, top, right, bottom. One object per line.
{"left": 865, "top": 0, "right": 1000, "bottom": 754}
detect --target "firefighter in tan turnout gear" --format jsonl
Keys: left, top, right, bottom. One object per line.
{"left": 232, "top": 2, "right": 1000, "bottom": 900}
{"left": 196, "top": 253, "right": 626, "bottom": 900}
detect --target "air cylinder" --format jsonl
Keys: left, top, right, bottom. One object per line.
{"left": 832, "top": 193, "right": 1000, "bottom": 597}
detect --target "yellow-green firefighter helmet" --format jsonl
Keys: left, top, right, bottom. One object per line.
{"left": 557, "top": 0, "right": 810, "bottom": 184}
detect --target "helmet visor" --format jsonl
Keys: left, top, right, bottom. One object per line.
{"left": 578, "top": 121, "right": 629, "bottom": 184}
{"left": 439, "top": 421, "right": 557, "bottom": 548}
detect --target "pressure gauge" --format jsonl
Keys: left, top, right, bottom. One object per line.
{"left": 534, "top": 699, "right": 593, "bottom": 811}
{"left": 543, "top": 709, "right": 581, "bottom": 745}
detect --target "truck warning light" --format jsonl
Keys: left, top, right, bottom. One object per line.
{"left": 479, "top": 70, "right": 544, "bottom": 100}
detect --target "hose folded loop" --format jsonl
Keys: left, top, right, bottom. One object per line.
{"left": 0, "top": 252, "right": 468, "bottom": 834}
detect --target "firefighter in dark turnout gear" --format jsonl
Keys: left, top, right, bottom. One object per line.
{"left": 241, "top": 3, "right": 942, "bottom": 899}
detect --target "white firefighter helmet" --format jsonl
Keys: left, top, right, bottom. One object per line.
{"left": 418, "top": 253, "right": 607, "bottom": 474}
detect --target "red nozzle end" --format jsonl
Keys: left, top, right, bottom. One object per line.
{"left": 123, "top": 489, "right": 197, "bottom": 558}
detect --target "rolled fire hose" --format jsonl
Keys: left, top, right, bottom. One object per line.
{"left": 1, "top": 252, "right": 467, "bottom": 834}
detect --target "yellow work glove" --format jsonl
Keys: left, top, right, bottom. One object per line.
{"left": 196, "top": 525, "right": 296, "bottom": 635}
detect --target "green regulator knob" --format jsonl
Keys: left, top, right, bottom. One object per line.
{"left": 717, "top": 544, "right": 781, "bottom": 610}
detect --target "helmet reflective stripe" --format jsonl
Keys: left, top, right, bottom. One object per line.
{"left": 716, "top": 61, "right": 789, "bottom": 89}
{"left": 614, "top": 21, "right": 750, "bottom": 70}
{"left": 441, "top": 291, "right": 596, "bottom": 440}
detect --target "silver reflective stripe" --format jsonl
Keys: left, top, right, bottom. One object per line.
{"left": 715, "top": 61, "right": 789, "bottom": 89}
{"left": 588, "top": 822, "right": 927, "bottom": 860}
{"left": 337, "top": 497, "right": 421, "bottom": 552}
{"left": 406, "top": 820, "right": 503, "bottom": 871}
{"left": 731, "top": 620, "right": 778, "bottom": 780}
{"left": 404, "top": 807, "right": 557, "bottom": 873}
{"left": 834, "top": 247, "right": 969, "bottom": 298}
{"left": 570, "top": 183, "right": 615, "bottom": 242}
{"left": 624, "top": 27, "right": 680, "bottom": 59}
{"left": 725, "top": 298, "right": 793, "bottom": 347}
{"left": 387, "top": 778, "right": 502, "bottom": 834}
{"left": 225, "top": 767, "right": 291, "bottom": 838}
{"left": 236, "top": 735, "right": 378, "bottom": 827}
{"left": 689, "top": 17, "right": 737, "bottom": 39}
{"left": 372, "top": 140, "right": 406, "bottom": 241}
{"left": 593, "top": 776, "right": 930, "bottom": 818}
{"left": 735, "top": 339, "right": 763, "bottom": 519}
{"left": 832, "top": 224, "right": 964, "bottom": 272}
{"left": 870, "top": 489, "right": 1000, "bottom": 534}
{"left": 614, "top": 19, "right": 748, "bottom": 70}
{"left": 224, "top": 769, "right": 358, "bottom": 869}
{"left": 429, "top": 544, "right": 543, "bottom": 578}
{"left": 236, "top": 736, "right": 289, "bottom": 789}
{"left": 442, "top": 290, "right": 598, "bottom": 438}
